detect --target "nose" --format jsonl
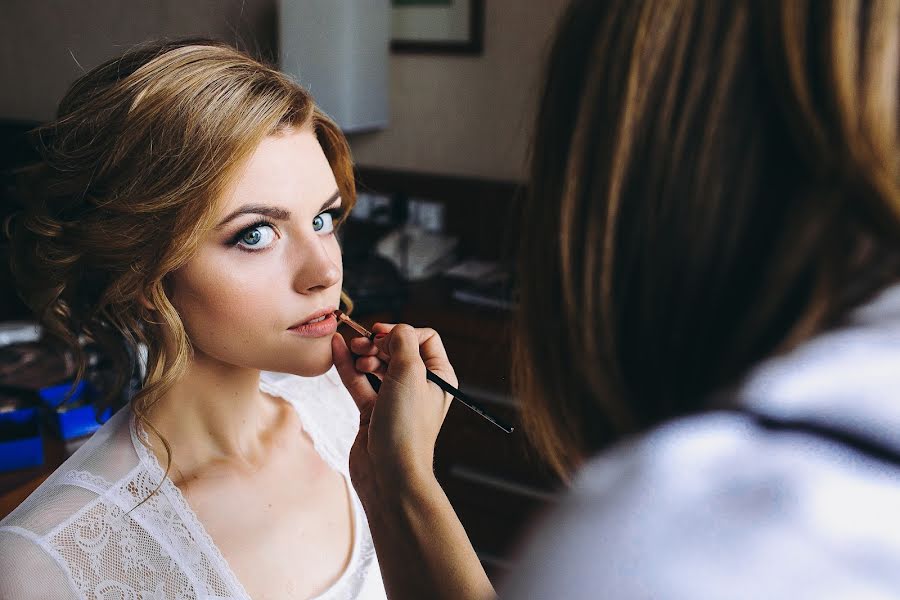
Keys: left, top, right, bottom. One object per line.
{"left": 291, "top": 233, "right": 342, "bottom": 294}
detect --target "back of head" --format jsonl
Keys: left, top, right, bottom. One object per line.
{"left": 6, "top": 38, "right": 354, "bottom": 417}
{"left": 517, "top": 0, "right": 900, "bottom": 476}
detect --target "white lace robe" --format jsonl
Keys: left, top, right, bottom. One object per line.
{"left": 0, "top": 368, "right": 385, "bottom": 599}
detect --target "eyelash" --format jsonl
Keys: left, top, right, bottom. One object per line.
{"left": 229, "top": 219, "right": 275, "bottom": 249}
{"left": 228, "top": 207, "right": 347, "bottom": 251}
{"left": 323, "top": 206, "right": 348, "bottom": 226}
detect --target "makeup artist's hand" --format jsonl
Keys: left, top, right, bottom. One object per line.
{"left": 333, "top": 325, "right": 494, "bottom": 600}
{"left": 332, "top": 323, "right": 456, "bottom": 496}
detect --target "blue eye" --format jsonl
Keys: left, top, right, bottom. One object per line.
{"left": 233, "top": 222, "right": 276, "bottom": 251}
{"left": 313, "top": 211, "right": 335, "bottom": 234}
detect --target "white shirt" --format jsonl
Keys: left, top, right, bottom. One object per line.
{"left": 0, "top": 368, "right": 386, "bottom": 600}
{"left": 503, "top": 283, "right": 900, "bottom": 599}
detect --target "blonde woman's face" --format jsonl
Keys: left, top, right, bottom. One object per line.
{"left": 169, "top": 126, "right": 344, "bottom": 376}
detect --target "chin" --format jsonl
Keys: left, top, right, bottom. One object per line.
{"left": 289, "top": 359, "right": 334, "bottom": 378}
{"left": 268, "top": 346, "right": 335, "bottom": 378}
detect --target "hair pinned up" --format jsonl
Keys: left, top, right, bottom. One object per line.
{"left": 8, "top": 38, "right": 357, "bottom": 489}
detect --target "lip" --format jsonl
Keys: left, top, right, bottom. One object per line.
{"left": 289, "top": 308, "right": 337, "bottom": 329}
{"left": 286, "top": 308, "right": 338, "bottom": 338}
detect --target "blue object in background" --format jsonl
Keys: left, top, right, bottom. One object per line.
{"left": 0, "top": 379, "right": 114, "bottom": 472}
{"left": 0, "top": 435, "right": 43, "bottom": 471}
{"left": 37, "top": 380, "right": 88, "bottom": 408}
{"left": 39, "top": 380, "right": 112, "bottom": 440}
{"left": 0, "top": 404, "right": 43, "bottom": 472}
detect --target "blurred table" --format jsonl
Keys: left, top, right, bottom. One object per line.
{"left": 0, "top": 431, "right": 67, "bottom": 518}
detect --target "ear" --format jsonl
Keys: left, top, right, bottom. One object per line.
{"left": 141, "top": 276, "right": 177, "bottom": 313}
{"left": 138, "top": 281, "right": 161, "bottom": 312}
{"left": 138, "top": 292, "right": 155, "bottom": 312}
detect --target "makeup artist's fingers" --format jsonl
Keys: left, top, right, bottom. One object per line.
{"left": 371, "top": 324, "right": 455, "bottom": 385}
{"left": 349, "top": 336, "right": 380, "bottom": 355}
{"left": 332, "top": 334, "right": 378, "bottom": 415}
{"left": 378, "top": 324, "right": 455, "bottom": 421}
{"left": 370, "top": 322, "right": 396, "bottom": 335}
{"left": 413, "top": 327, "right": 454, "bottom": 386}
{"left": 349, "top": 336, "right": 390, "bottom": 365}
{"left": 354, "top": 355, "right": 387, "bottom": 378}
{"left": 375, "top": 324, "right": 454, "bottom": 468}
{"left": 342, "top": 323, "right": 459, "bottom": 485}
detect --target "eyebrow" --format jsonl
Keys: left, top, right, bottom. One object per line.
{"left": 216, "top": 189, "right": 341, "bottom": 229}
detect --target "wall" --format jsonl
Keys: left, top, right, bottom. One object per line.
{"left": 349, "top": 0, "right": 571, "bottom": 181}
{"left": 1, "top": 0, "right": 571, "bottom": 181}
{"left": 0, "top": 0, "right": 276, "bottom": 122}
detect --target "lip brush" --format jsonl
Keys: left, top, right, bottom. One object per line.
{"left": 334, "top": 310, "right": 514, "bottom": 434}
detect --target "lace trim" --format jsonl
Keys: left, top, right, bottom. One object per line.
{"left": 128, "top": 371, "right": 375, "bottom": 599}
{"left": 51, "top": 485, "right": 204, "bottom": 598}
{"left": 45, "top": 474, "right": 131, "bottom": 541}
{"left": 59, "top": 469, "right": 114, "bottom": 496}
{"left": 129, "top": 413, "right": 251, "bottom": 600}
{"left": 104, "top": 469, "right": 213, "bottom": 596}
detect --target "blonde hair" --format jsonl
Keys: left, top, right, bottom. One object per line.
{"left": 8, "top": 38, "right": 356, "bottom": 484}
{"left": 517, "top": 0, "right": 900, "bottom": 477}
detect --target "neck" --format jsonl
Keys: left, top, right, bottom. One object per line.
{"left": 145, "top": 351, "right": 284, "bottom": 477}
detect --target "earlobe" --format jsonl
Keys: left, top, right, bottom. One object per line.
{"left": 139, "top": 284, "right": 162, "bottom": 312}
{"left": 138, "top": 293, "right": 155, "bottom": 312}
{"left": 142, "top": 276, "right": 177, "bottom": 313}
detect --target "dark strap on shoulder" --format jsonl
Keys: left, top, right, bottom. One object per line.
{"left": 734, "top": 408, "right": 900, "bottom": 468}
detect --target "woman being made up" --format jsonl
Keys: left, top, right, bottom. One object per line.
{"left": 0, "top": 40, "right": 385, "bottom": 599}
{"left": 334, "top": 0, "right": 900, "bottom": 598}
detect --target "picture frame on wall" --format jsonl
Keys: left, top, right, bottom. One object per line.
{"left": 390, "top": 0, "right": 485, "bottom": 55}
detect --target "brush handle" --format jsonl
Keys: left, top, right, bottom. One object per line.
{"left": 363, "top": 369, "right": 513, "bottom": 433}
{"left": 425, "top": 370, "right": 515, "bottom": 434}
{"left": 364, "top": 372, "right": 382, "bottom": 392}
{"left": 337, "top": 311, "right": 514, "bottom": 434}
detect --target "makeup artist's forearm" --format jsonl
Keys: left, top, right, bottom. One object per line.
{"left": 362, "top": 473, "right": 495, "bottom": 600}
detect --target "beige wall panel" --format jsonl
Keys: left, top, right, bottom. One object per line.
{"left": 0, "top": 0, "right": 275, "bottom": 121}
{"left": 349, "top": 0, "right": 571, "bottom": 180}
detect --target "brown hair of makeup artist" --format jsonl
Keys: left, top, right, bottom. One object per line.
{"left": 515, "top": 0, "right": 900, "bottom": 477}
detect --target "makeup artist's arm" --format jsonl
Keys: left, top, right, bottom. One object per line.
{"left": 332, "top": 325, "right": 495, "bottom": 600}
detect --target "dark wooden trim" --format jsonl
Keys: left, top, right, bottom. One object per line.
{"left": 390, "top": 0, "right": 485, "bottom": 55}
{"left": 354, "top": 165, "right": 525, "bottom": 261}
{"left": 355, "top": 165, "right": 521, "bottom": 204}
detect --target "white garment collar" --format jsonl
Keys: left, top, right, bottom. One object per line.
{"left": 734, "top": 282, "right": 900, "bottom": 452}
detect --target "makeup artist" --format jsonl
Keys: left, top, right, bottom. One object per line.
{"left": 331, "top": 0, "right": 900, "bottom": 597}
